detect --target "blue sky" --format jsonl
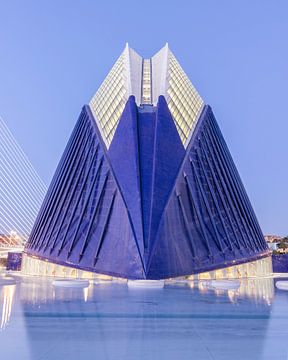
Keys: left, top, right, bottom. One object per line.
{"left": 0, "top": 0, "right": 287, "bottom": 235}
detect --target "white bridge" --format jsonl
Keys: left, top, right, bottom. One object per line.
{"left": 0, "top": 116, "right": 46, "bottom": 251}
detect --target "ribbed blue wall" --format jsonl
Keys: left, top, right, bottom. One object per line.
{"left": 25, "top": 97, "right": 269, "bottom": 279}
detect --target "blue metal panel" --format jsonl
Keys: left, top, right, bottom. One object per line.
{"left": 108, "top": 96, "right": 144, "bottom": 260}
{"left": 146, "top": 105, "right": 269, "bottom": 279}
{"left": 25, "top": 99, "right": 270, "bottom": 279}
{"left": 272, "top": 255, "right": 288, "bottom": 273}
{"left": 6, "top": 252, "right": 22, "bottom": 271}
{"left": 137, "top": 105, "right": 156, "bottom": 251}
{"left": 147, "top": 96, "right": 186, "bottom": 259}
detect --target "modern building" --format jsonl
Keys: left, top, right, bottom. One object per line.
{"left": 0, "top": 116, "right": 47, "bottom": 246}
{"left": 23, "top": 44, "right": 272, "bottom": 280}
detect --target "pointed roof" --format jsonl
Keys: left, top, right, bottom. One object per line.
{"left": 89, "top": 45, "right": 204, "bottom": 148}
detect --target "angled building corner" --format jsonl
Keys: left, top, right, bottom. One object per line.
{"left": 23, "top": 44, "right": 272, "bottom": 280}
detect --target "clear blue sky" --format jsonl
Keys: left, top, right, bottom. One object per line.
{"left": 0, "top": 0, "right": 287, "bottom": 235}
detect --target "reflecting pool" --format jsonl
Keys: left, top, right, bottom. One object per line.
{"left": 0, "top": 275, "right": 288, "bottom": 360}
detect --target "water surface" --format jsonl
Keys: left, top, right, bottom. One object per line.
{"left": 0, "top": 276, "right": 287, "bottom": 360}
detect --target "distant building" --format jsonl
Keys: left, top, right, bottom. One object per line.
{"left": 265, "top": 235, "right": 282, "bottom": 243}
{"left": 0, "top": 234, "right": 21, "bottom": 247}
{"left": 265, "top": 235, "right": 282, "bottom": 251}
{"left": 267, "top": 242, "right": 278, "bottom": 251}
{"left": 265, "top": 235, "right": 288, "bottom": 253}
{"left": 23, "top": 44, "right": 271, "bottom": 280}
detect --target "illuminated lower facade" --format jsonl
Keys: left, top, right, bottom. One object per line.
{"left": 21, "top": 253, "right": 272, "bottom": 280}
{"left": 188, "top": 256, "right": 272, "bottom": 280}
{"left": 24, "top": 45, "right": 270, "bottom": 280}
{"left": 21, "top": 253, "right": 110, "bottom": 280}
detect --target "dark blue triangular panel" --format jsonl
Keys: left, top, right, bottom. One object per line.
{"left": 108, "top": 96, "right": 185, "bottom": 268}
{"left": 147, "top": 96, "right": 185, "bottom": 260}
{"left": 107, "top": 96, "right": 186, "bottom": 267}
{"left": 146, "top": 105, "right": 269, "bottom": 279}
{"left": 108, "top": 96, "right": 144, "bottom": 259}
{"left": 26, "top": 106, "right": 144, "bottom": 279}
{"left": 137, "top": 106, "right": 156, "bottom": 252}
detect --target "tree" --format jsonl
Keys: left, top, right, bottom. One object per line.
{"left": 277, "top": 241, "right": 288, "bottom": 250}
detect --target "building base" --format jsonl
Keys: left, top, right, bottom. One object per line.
{"left": 187, "top": 256, "right": 272, "bottom": 280}
{"left": 21, "top": 253, "right": 272, "bottom": 281}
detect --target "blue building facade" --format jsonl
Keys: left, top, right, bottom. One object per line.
{"left": 24, "top": 45, "right": 270, "bottom": 279}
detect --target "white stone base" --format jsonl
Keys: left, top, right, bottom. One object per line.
{"left": 21, "top": 253, "right": 272, "bottom": 281}
{"left": 186, "top": 256, "right": 272, "bottom": 281}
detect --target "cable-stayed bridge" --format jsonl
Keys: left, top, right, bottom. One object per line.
{"left": 0, "top": 116, "right": 47, "bottom": 250}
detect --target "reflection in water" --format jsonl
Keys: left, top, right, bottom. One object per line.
{"left": 83, "top": 286, "right": 89, "bottom": 302}
{"left": 197, "top": 278, "right": 274, "bottom": 305}
{"left": 1, "top": 276, "right": 286, "bottom": 360}
{"left": 15, "top": 277, "right": 276, "bottom": 306}
{"left": 237, "top": 278, "right": 274, "bottom": 305}
{"left": 0, "top": 284, "right": 16, "bottom": 330}
{"left": 19, "top": 279, "right": 94, "bottom": 305}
